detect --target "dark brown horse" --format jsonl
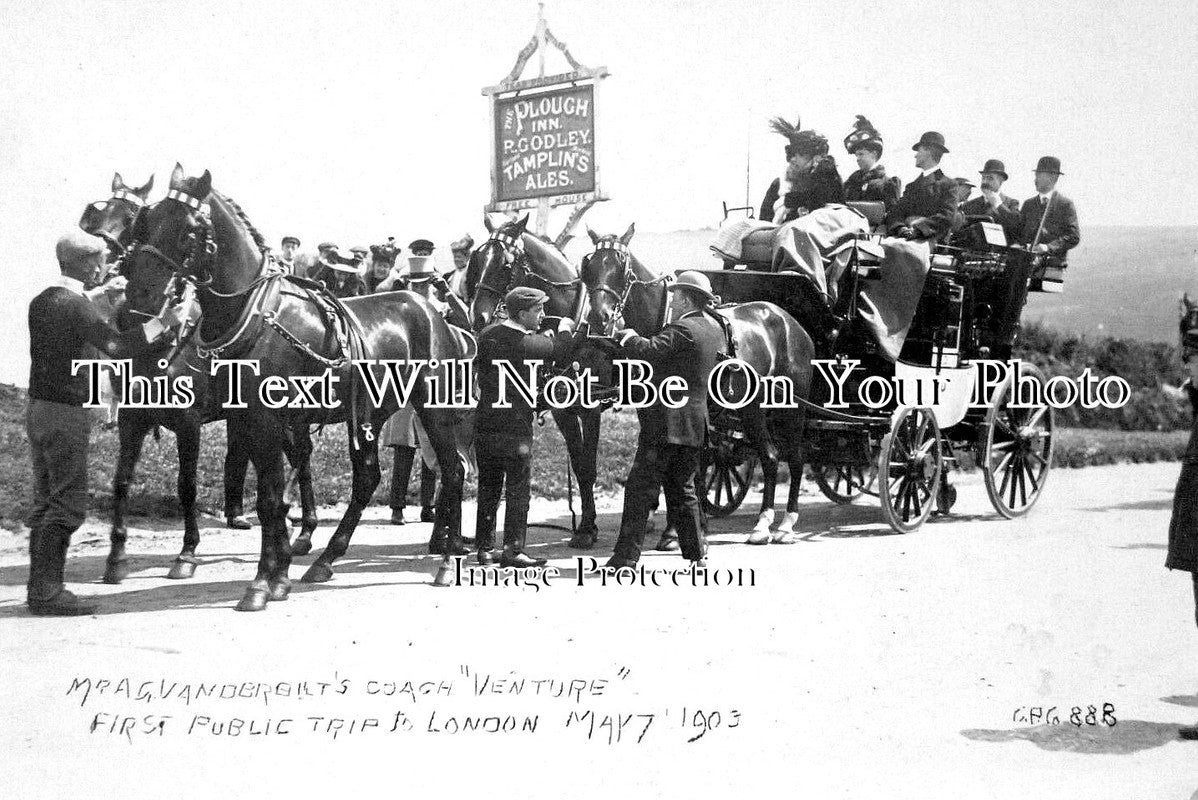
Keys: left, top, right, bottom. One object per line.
{"left": 80, "top": 174, "right": 319, "bottom": 584}
{"left": 465, "top": 216, "right": 604, "bottom": 547}
{"left": 126, "top": 164, "right": 469, "bottom": 610}
{"left": 579, "top": 227, "right": 815, "bottom": 543}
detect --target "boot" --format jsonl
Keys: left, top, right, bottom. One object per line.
{"left": 27, "top": 527, "right": 96, "bottom": 617}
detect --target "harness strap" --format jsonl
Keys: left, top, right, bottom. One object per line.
{"left": 166, "top": 189, "right": 212, "bottom": 217}
{"left": 112, "top": 190, "right": 146, "bottom": 207}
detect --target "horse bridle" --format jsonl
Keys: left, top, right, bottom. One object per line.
{"left": 582, "top": 238, "right": 672, "bottom": 335}
{"left": 475, "top": 230, "right": 582, "bottom": 320}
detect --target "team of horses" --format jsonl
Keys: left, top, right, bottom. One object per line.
{"left": 82, "top": 164, "right": 819, "bottom": 611}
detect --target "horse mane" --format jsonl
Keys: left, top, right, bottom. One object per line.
{"left": 213, "top": 190, "right": 269, "bottom": 253}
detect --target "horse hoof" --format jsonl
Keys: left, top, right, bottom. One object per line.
{"left": 746, "top": 530, "right": 771, "bottom": 545}
{"left": 235, "top": 588, "right": 269, "bottom": 612}
{"left": 291, "top": 537, "right": 312, "bottom": 557}
{"left": 167, "top": 559, "right": 197, "bottom": 580}
{"left": 301, "top": 563, "right": 333, "bottom": 583}
{"left": 771, "top": 531, "right": 798, "bottom": 545}
{"left": 268, "top": 580, "right": 291, "bottom": 601}
{"left": 102, "top": 560, "right": 128, "bottom": 585}
{"left": 568, "top": 533, "right": 597, "bottom": 550}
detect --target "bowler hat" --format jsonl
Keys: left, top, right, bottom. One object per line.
{"left": 1033, "top": 156, "right": 1063, "bottom": 175}
{"left": 668, "top": 270, "right": 719, "bottom": 305}
{"left": 56, "top": 230, "right": 106, "bottom": 267}
{"left": 505, "top": 286, "right": 548, "bottom": 315}
{"left": 409, "top": 239, "right": 435, "bottom": 255}
{"left": 978, "top": 159, "right": 1008, "bottom": 181}
{"left": 912, "top": 131, "right": 949, "bottom": 153}
{"left": 281, "top": 235, "right": 301, "bottom": 247}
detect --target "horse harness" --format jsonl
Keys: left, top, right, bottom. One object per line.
{"left": 583, "top": 238, "right": 673, "bottom": 335}
{"left": 478, "top": 230, "right": 585, "bottom": 322}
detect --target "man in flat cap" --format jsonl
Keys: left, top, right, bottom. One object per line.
{"left": 278, "top": 236, "right": 301, "bottom": 274}
{"left": 1019, "top": 156, "right": 1080, "bottom": 267}
{"left": 606, "top": 271, "right": 725, "bottom": 570}
{"left": 960, "top": 160, "right": 1022, "bottom": 242}
{"left": 473, "top": 286, "right": 577, "bottom": 567}
{"left": 885, "top": 131, "right": 958, "bottom": 242}
{"left": 25, "top": 232, "right": 187, "bottom": 615}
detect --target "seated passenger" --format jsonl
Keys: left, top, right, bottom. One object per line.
{"left": 842, "top": 115, "right": 901, "bottom": 217}
{"left": 960, "top": 159, "right": 1021, "bottom": 242}
{"left": 759, "top": 116, "right": 845, "bottom": 224}
{"left": 884, "top": 131, "right": 958, "bottom": 243}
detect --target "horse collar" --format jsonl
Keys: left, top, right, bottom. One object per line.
{"left": 166, "top": 188, "right": 211, "bottom": 217}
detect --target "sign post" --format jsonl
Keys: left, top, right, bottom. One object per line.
{"left": 482, "top": 3, "right": 609, "bottom": 244}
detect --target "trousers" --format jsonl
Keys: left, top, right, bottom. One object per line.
{"left": 612, "top": 441, "right": 706, "bottom": 562}
{"left": 474, "top": 432, "right": 533, "bottom": 553}
{"left": 26, "top": 400, "right": 91, "bottom": 602}
{"left": 390, "top": 446, "right": 437, "bottom": 510}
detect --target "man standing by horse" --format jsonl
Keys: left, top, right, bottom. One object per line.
{"left": 25, "top": 232, "right": 185, "bottom": 615}
{"left": 606, "top": 271, "right": 725, "bottom": 570}
{"left": 474, "top": 286, "right": 577, "bottom": 567}
{"left": 885, "top": 131, "right": 958, "bottom": 242}
{"left": 1019, "top": 156, "right": 1080, "bottom": 267}
{"left": 445, "top": 234, "right": 475, "bottom": 299}
{"left": 277, "top": 235, "right": 301, "bottom": 274}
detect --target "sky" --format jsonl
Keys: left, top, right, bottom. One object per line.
{"left": 1, "top": 0, "right": 1196, "bottom": 385}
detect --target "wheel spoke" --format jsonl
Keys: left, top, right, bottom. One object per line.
{"left": 1022, "top": 457, "right": 1039, "bottom": 493}
{"left": 1026, "top": 405, "right": 1049, "bottom": 430}
{"left": 731, "top": 464, "right": 747, "bottom": 492}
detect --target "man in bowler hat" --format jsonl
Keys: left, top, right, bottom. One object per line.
{"left": 606, "top": 271, "right": 726, "bottom": 570}
{"left": 25, "top": 232, "right": 186, "bottom": 615}
{"left": 960, "top": 160, "right": 1022, "bottom": 242}
{"left": 1019, "top": 156, "right": 1080, "bottom": 266}
{"left": 474, "top": 286, "right": 578, "bottom": 567}
{"left": 885, "top": 131, "right": 959, "bottom": 242}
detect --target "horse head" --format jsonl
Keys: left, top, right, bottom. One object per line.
{"left": 127, "top": 164, "right": 265, "bottom": 331}
{"left": 469, "top": 214, "right": 531, "bottom": 330}
{"left": 79, "top": 172, "right": 155, "bottom": 258}
{"left": 581, "top": 223, "right": 640, "bottom": 334}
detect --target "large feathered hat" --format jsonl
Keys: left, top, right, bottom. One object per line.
{"left": 769, "top": 115, "right": 829, "bottom": 160}
{"left": 844, "top": 115, "right": 883, "bottom": 155}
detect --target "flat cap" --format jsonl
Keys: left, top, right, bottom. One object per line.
{"left": 281, "top": 235, "right": 301, "bottom": 247}
{"left": 317, "top": 241, "right": 338, "bottom": 252}
{"left": 56, "top": 230, "right": 106, "bottom": 267}
{"left": 408, "top": 239, "right": 435, "bottom": 255}
{"left": 504, "top": 286, "right": 548, "bottom": 315}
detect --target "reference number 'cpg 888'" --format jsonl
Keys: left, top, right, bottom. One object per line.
{"left": 1011, "top": 704, "right": 1117, "bottom": 727}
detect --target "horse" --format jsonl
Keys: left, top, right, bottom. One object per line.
{"left": 125, "top": 164, "right": 469, "bottom": 611}
{"left": 578, "top": 226, "right": 815, "bottom": 544}
{"left": 465, "top": 215, "right": 604, "bottom": 547}
{"left": 79, "top": 174, "right": 320, "bottom": 584}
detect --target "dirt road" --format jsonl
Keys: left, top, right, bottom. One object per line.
{"left": 2, "top": 462, "right": 1197, "bottom": 799}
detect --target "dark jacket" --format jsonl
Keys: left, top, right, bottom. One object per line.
{"left": 618, "top": 310, "right": 725, "bottom": 448}
{"left": 1019, "top": 192, "right": 1081, "bottom": 265}
{"left": 475, "top": 322, "right": 573, "bottom": 437}
{"left": 1167, "top": 382, "right": 1198, "bottom": 572}
{"left": 28, "top": 286, "right": 157, "bottom": 406}
{"left": 960, "top": 193, "right": 1022, "bottom": 242}
{"left": 315, "top": 267, "right": 367, "bottom": 299}
{"left": 885, "top": 168, "right": 958, "bottom": 241}
{"left": 759, "top": 158, "right": 846, "bottom": 224}
{"left": 843, "top": 165, "right": 901, "bottom": 213}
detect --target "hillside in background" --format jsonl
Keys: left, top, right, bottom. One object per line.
{"left": 569, "top": 225, "right": 1198, "bottom": 344}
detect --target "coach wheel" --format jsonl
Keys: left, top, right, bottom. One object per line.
{"left": 813, "top": 463, "right": 865, "bottom": 505}
{"left": 879, "top": 406, "right": 942, "bottom": 534}
{"left": 982, "top": 364, "right": 1055, "bottom": 518}
{"left": 700, "top": 428, "right": 757, "bottom": 518}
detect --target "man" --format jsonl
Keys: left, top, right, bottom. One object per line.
{"left": 884, "top": 131, "right": 958, "bottom": 242}
{"left": 314, "top": 245, "right": 367, "bottom": 298}
{"left": 842, "top": 115, "right": 901, "bottom": 215}
{"left": 606, "top": 271, "right": 726, "bottom": 570}
{"left": 445, "top": 234, "right": 475, "bottom": 299}
{"left": 26, "top": 232, "right": 185, "bottom": 615}
{"left": 349, "top": 245, "right": 370, "bottom": 279}
{"left": 278, "top": 236, "right": 301, "bottom": 274}
{"left": 949, "top": 177, "right": 976, "bottom": 239}
{"left": 474, "top": 287, "right": 577, "bottom": 567}
{"left": 959, "top": 159, "right": 1021, "bottom": 242}
{"left": 1019, "top": 156, "right": 1080, "bottom": 266}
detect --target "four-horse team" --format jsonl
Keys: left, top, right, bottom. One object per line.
{"left": 24, "top": 113, "right": 1101, "bottom": 619}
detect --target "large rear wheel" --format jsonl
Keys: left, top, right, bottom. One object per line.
{"left": 813, "top": 463, "right": 866, "bottom": 505}
{"left": 879, "top": 407, "right": 943, "bottom": 533}
{"left": 700, "top": 422, "right": 757, "bottom": 518}
{"left": 982, "top": 364, "right": 1055, "bottom": 518}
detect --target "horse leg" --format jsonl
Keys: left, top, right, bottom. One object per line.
{"left": 287, "top": 426, "right": 319, "bottom": 556}
{"left": 235, "top": 421, "right": 290, "bottom": 611}
{"left": 166, "top": 421, "right": 202, "bottom": 579}
{"left": 771, "top": 452, "right": 804, "bottom": 544}
{"left": 553, "top": 410, "right": 598, "bottom": 549}
{"left": 104, "top": 413, "right": 149, "bottom": 584}
{"left": 746, "top": 411, "right": 777, "bottom": 545}
{"left": 422, "top": 408, "right": 466, "bottom": 557}
{"left": 302, "top": 425, "right": 382, "bottom": 583}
